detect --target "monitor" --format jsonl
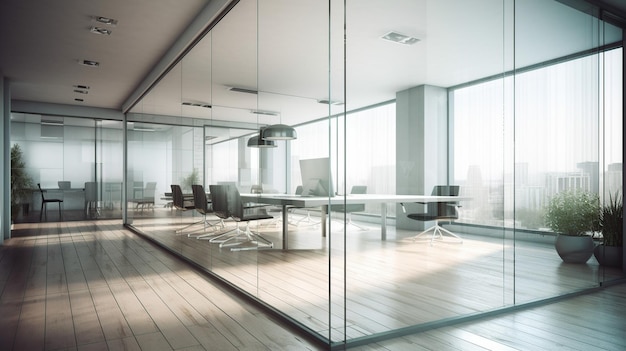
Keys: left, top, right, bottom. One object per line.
{"left": 299, "top": 157, "right": 334, "bottom": 197}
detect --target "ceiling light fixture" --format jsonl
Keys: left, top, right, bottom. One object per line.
{"left": 73, "top": 84, "right": 90, "bottom": 90}
{"left": 248, "top": 128, "right": 277, "bottom": 148}
{"left": 94, "top": 16, "right": 118, "bottom": 26}
{"left": 78, "top": 59, "right": 100, "bottom": 67}
{"left": 90, "top": 26, "right": 112, "bottom": 35}
{"left": 73, "top": 89, "right": 88, "bottom": 94}
{"left": 74, "top": 98, "right": 84, "bottom": 102}
{"left": 381, "top": 31, "right": 420, "bottom": 45}
{"left": 262, "top": 124, "right": 297, "bottom": 141}
{"left": 134, "top": 127, "right": 155, "bottom": 132}
{"left": 317, "top": 99, "right": 344, "bottom": 106}
{"left": 182, "top": 101, "right": 212, "bottom": 108}
{"left": 41, "top": 120, "right": 63, "bottom": 126}
{"left": 250, "top": 110, "right": 279, "bottom": 116}
{"left": 228, "top": 87, "right": 258, "bottom": 95}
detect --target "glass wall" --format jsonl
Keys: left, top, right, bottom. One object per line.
{"left": 10, "top": 113, "right": 123, "bottom": 222}
{"left": 123, "top": 0, "right": 623, "bottom": 347}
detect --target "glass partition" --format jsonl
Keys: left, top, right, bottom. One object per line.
{"left": 10, "top": 113, "right": 123, "bottom": 222}
{"left": 123, "top": 0, "right": 623, "bottom": 347}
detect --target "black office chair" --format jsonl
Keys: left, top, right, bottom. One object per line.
{"left": 401, "top": 185, "right": 462, "bottom": 245}
{"left": 330, "top": 185, "right": 368, "bottom": 231}
{"left": 38, "top": 183, "right": 63, "bottom": 221}
{"left": 171, "top": 184, "right": 198, "bottom": 234}
{"left": 208, "top": 184, "right": 273, "bottom": 250}
{"left": 189, "top": 184, "right": 223, "bottom": 238}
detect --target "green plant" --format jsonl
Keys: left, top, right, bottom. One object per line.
{"left": 600, "top": 192, "right": 623, "bottom": 247}
{"left": 181, "top": 168, "right": 200, "bottom": 191}
{"left": 544, "top": 190, "right": 600, "bottom": 236}
{"left": 10, "top": 144, "right": 34, "bottom": 206}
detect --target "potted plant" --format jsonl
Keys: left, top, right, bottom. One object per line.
{"left": 10, "top": 144, "right": 34, "bottom": 221}
{"left": 594, "top": 192, "right": 623, "bottom": 267}
{"left": 181, "top": 168, "right": 200, "bottom": 192}
{"left": 544, "top": 190, "right": 600, "bottom": 263}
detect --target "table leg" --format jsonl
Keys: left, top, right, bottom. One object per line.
{"left": 282, "top": 204, "right": 289, "bottom": 249}
{"left": 321, "top": 205, "right": 327, "bottom": 237}
{"left": 381, "top": 203, "right": 387, "bottom": 241}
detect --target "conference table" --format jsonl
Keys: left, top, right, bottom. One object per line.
{"left": 241, "top": 193, "right": 468, "bottom": 250}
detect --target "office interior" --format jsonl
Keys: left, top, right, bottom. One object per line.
{"left": 2, "top": 0, "right": 625, "bottom": 348}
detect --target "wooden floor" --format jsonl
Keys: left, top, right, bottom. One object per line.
{"left": 2, "top": 219, "right": 625, "bottom": 350}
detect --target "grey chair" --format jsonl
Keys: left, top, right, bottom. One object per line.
{"left": 134, "top": 181, "right": 156, "bottom": 210}
{"left": 84, "top": 182, "right": 99, "bottom": 218}
{"left": 208, "top": 184, "right": 273, "bottom": 250}
{"left": 402, "top": 185, "right": 462, "bottom": 244}
{"left": 330, "top": 185, "right": 368, "bottom": 231}
{"left": 189, "top": 184, "right": 223, "bottom": 238}
{"left": 171, "top": 184, "right": 199, "bottom": 234}
{"left": 38, "top": 183, "right": 63, "bottom": 221}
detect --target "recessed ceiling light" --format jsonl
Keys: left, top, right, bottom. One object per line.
{"left": 250, "top": 110, "right": 279, "bottom": 116}
{"left": 78, "top": 59, "right": 100, "bottom": 67}
{"left": 41, "top": 119, "right": 64, "bottom": 125}
{"left": 73, "top": 89, "right": 89, "bottom": 94}
{"left": 90, "top": 26, "right": 112, "bottom": 35}
{"left": 94, "top": 16, "right": 118, "bottom": 26}
{"left": 317, "top": 99, "right": 344, "bottom": 106}
{"left": 381, "top": 31, "right": 420, "bottom": 45}
{"left": 74, "top": 98, "right": 84, "bottom": 102}
{"left": 229, "top": 87, "right": 258, "bottom": 95}
{"left": 73, "top": 84, "right": 90, "bottom": 89}
{"left": 182, "top": 101, "right": 212, "bottom": 108}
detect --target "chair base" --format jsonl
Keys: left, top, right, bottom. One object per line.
{"left": 294, "top": 211, "right": 320, "bottom": 226}
{"left": 210, "top": 222, "right": 273, "bottom": 251}
{"left": 413, "top": 221, "right": 462, "bottom": 245}
{"left": 332, "top": 213, "right": 369, "bottom": 231}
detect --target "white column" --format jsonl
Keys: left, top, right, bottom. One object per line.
{"left": 396, "top": 85, "right": 449, "bottom": 230}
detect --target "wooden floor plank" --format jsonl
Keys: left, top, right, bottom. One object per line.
{"left": 69, "top": 289, "right": 106, "bottom": 346}
{"left": 2, "top": 219, "right": 625, "bottom": 351}
{"left": 44, "top": 292, "right": 76, "bottom": 350}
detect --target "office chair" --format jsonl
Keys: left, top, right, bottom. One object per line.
{"left": 38, "top": 183, "right": 63, "bottom": 221}
{"left": 189, "top": 184, "right": 223, "bottom": 238}
{"left": 134, "top": 181, "right": 156, "bottom": 210}
{"left": 171, "top": 184, "right": 200, "bottom": 234}
{"left": 84, "top": 182, "right": 99, "bottom": 218}
{"left": 401, "top": 185, "right": 462, "bottom": 245}
{"left": 330, "top": 185, "right": 368, "bottom": 231}
{"left": 294, "top": 185, "right": 320, "bottom": 226}
{"left": 208, "top": 184, "right": 273, "bottom": 250}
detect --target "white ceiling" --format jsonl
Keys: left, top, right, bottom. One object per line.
{"left": 1, "top": 0, "right": 624, "bottom": 128}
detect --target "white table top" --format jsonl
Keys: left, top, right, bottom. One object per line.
{"left": 241, "top": 193, "right": 468, "bottom": 207}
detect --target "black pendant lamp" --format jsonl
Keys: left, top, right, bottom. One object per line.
{"left": 262, "top": 124, "right": 297, "bottom": 140}
{"left": 247, "top": 128, "right": 277, "bottom": 148}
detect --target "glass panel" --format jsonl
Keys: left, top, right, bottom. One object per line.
{"left": 10, "top": 113, "right": 123, "bottom": 222}
{"left": 121, "top": 0, "right": 623, "bottom": 346}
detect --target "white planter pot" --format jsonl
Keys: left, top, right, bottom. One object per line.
{"left": 554, "top": 234, "right": 594, "bottom": 263}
